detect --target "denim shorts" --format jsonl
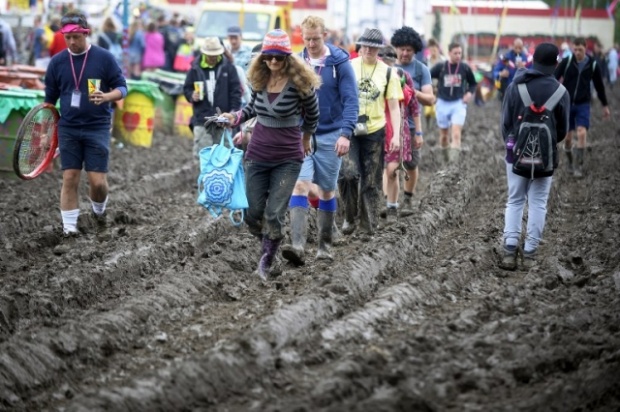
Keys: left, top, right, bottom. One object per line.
{"left": 435, "top": 98, "right": 468, "bottom": 128}
{"left": 298, "top": 129, "right": 342, "bottom": 192}
{"left": 569, "top": 102, "right": 591, "bottom": 130}
{"left": 58, "top": 126, "right": 111, "bottom": 172}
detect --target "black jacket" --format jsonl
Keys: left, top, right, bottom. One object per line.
{"left": 501, "top": 68, "right": 570, "bottom": 176}
{"left": 183, "top": 57, "right": 242, "bottom": 127}
{"left": 554, "top": 54, "right": 608, "bottom": 106}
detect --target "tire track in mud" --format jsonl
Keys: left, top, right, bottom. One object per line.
{"left": 204, "top": 110, "right": 620, "bottom": 411}
{"left": 2, "top": 97, "right": 618, "bottom": 410}
{"left": 47, "top": 115, "right": 502, "bottom": 411}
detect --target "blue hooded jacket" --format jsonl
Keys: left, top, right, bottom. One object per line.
{"left": 493, "top": 49, "right": 530, "bottom": 84}
{"left": 302, "top": 44, "right": 359, "bottom": 138}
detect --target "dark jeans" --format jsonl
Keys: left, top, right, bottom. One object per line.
{"left": 338, "top": 128, "right": 385, "bottom": 234}
{"left": 245, "top": 159, "right": 302, "bottom": 240}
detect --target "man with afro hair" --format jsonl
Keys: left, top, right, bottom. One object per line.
{"left": 390, "top": 26, "right": 435, "bottom": 216}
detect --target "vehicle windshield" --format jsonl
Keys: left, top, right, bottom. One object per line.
{"left": 195, "top": 11, "right": 271, "bottom": 41}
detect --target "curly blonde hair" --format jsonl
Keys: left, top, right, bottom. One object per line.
{"left": 247, "top": 54, "right": 321, "bottom": 96}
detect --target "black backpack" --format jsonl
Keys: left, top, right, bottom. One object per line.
{"left": 512, "top": 83, "right": 566, "bottom": 179}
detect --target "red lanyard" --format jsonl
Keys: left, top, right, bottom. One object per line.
{"left": 69, "top": 49, "right": 89, "bottom": 91}
{"left": 447, "top": 60, "right": 460, "bottom": 77}
{"left": 446, "top": 61, "right": 460, "bottom": 95}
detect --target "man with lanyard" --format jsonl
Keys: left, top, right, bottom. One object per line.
{"left": 390, "top": 26, "right": 435, "bottom": 216}
{"left": 44, "top": 12, "right": 127, "bottom": 245}
{"left": 553, "top": 37, "right": 610, "bottom": 177}
{"left": 430, "top": 42, "right": 477, "bottom": 162}
{"left": 339, "top": 27, "right": 403, "bottom": 238}
{"left": 281, "top": 15, "right": 358, "bottom": 265}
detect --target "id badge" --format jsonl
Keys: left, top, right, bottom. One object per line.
{"left": 71, "top": 90, "right": 81, "bottom": 108}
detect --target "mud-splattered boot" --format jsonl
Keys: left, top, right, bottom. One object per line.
{"left": 316, "top": 209, "right": 336, "bottom": 261}
{"left": 281, "top": 207, "right": 307, "bottom": 266}
{"left": 442, "top": 147, "right": 450, "bottom": 164}
{"left": 448, "top": 148, "right": 461, "bottom": 163}
{"left": 564, "top": 147, "right": 574, "bottom": 175}
{"left": 385, "top": 207, "right": 398, "bottom": 226}
{"left": 399, "top": 194, "right": 415, "bottom": 217}
{"left": 257, "top": 237, "right": 282, "bottom": 280}
{"left": 573, "top": 148, "right": 584, "bottom": 178}
{"left": 498, "top": 244, "right": 518, "bottom": 271}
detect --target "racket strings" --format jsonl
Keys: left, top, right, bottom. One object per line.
{"left": 17, "top": 111, "right": 57, "bottom": 175}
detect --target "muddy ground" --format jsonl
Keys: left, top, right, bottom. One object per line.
{"left": 0, "top": 88, "right": 619, "bottom": 412}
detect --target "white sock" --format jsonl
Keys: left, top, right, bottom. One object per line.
{"left": 61, "top": 209, "right": 80, "bottom": 234}
{"left": 387, "top": 202, "right": 399, "bottom": 209}
{"left": 91, "top": 196, "right": 108, "bottom": 215}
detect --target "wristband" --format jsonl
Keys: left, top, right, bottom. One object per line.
{"left": 415, "top": 131, "right": 423, "bottom": 136}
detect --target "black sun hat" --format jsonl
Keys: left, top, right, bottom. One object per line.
{"left": 356, "top": 28, "right": 384, "bottom": 48}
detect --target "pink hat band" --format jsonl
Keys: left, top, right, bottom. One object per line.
{"left": 60, "top": 24, "right": 90, "bottom": 34}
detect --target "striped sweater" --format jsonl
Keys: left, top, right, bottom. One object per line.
{"left": 237, "top": 82, "right": 319, "bottom": 134}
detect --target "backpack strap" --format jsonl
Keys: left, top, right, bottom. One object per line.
{"left": 517, "top": 83, "right": 566, "bottom": 111}
{"left": 517, "top": 83, "right": 533, "bottom": 106}
{"left": 384, "top": 66, "right": 392, "bottom": 97}
{"left": 562, "top": 54, "right": 572, "bottom": 79}
{"left": 542, "top": 84, "right": 567, "bottom": 111}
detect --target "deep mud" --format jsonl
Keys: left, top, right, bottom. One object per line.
{"left": 0, "top": 88, "right": 619, "bottom": 412}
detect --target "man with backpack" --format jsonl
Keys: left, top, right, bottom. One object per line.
{"left": 499, "top": 43, "right": 570, "bottom": 271}
{"left": 554, "top": 37, "right": 610, "bottom": 177}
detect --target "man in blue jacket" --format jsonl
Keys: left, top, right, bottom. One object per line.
{"left": 499, "top": 43, "right": 570, "bottom": 270}
{"left": 494, "top": 38, "right": 529, "bottom": 100}
{"left": 281, "top": 15, "right": 359, "bottom": 265}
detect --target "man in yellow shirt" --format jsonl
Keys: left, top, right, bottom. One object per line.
{"left": 339, "top": 28, "right": 403, "bottom": 238}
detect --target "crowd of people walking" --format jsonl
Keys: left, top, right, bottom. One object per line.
{"left": 1, "top": 8, "right": 616, "bottom": 276}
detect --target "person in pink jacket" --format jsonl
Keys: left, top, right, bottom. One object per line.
{"left": 142, "top": 22, "right": 165, "bottom": 71}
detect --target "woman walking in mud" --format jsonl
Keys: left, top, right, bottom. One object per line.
{"left": 219, "top": 29, "right": 320, "bottom": 279}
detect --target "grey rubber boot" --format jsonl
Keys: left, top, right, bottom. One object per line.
{"left": 281, "top": 207, "right": 307, "bottom": 266}
{"left": 316, "top": 209, "right": 336, "bottom": 261}
{"left": 574, "top": 148, "right": 584, "bottom": 178}
{"left": 564, "top": 147, "right": 574, "bottom": 174}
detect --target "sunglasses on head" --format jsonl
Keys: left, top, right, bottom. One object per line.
{"left": 60, "top": 15, "right": 87, "bottom": 27}
{"left": 262, "top": 54, "right": 286, "bottom": 62}
{"left": 379, "top": 53, "right": 397, "bottom": 59}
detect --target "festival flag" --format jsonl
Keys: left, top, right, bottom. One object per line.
{"left": 450, "top": 1, "right": 460, "bottom": 15}
{"left": 551, "top": 0, "right": 562, "bottom": 19}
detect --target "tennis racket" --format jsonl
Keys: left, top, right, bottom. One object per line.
{"left": 13, "top": 103, "right": 60, "bottom": 180}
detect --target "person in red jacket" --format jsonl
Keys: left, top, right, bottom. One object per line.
{"left": 48, "top": 29, "right": 67, "bottom": 56}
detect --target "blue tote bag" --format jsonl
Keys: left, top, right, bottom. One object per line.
{"left": 197, "top": 129, "right": 248, "bottom": 225}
